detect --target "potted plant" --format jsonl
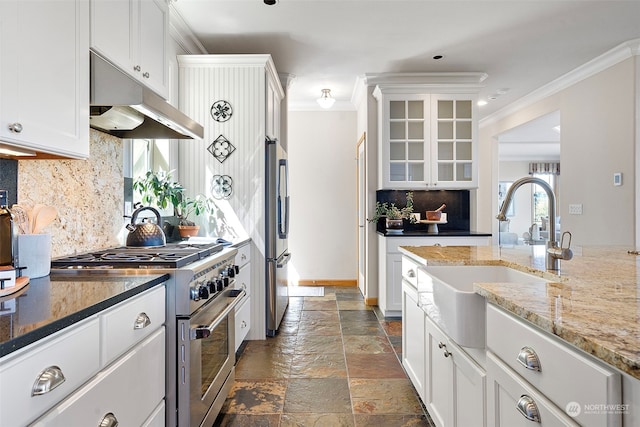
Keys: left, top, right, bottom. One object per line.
{"left": 175, "top": 194, "right": 214, "bottom": 237}
{"left": 368, "top": 191, "right": 417, "bottom": 231}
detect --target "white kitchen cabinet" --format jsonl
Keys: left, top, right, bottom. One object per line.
{"left": 0, "top": 0, "right": 89, "bottom": 159}
{"left": 425, "top": 313, "right": 486, "bottom": 427}
{"left": 90, "top": 0, "right": 169, "bottom": 98}
{"left": 32, "top": 328, "right": 165, "bottom": 427}
{"left": 234, "top": 242, "right": 251, "bottom": 351}
{"left": 486, "top": 304, "right": 622, "bottom": 427}
{"left": 374, "top": 87, "right": 478, "bottom": 190}
{"left": 379, "top": 235, "right": 490, "bottom": 317}
{"left": 401, "top": 271, "right": 426, "bottom": 400}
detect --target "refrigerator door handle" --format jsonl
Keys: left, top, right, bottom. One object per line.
{"left": 278, "top": 159, "right": 289, "bottom": 239}
{"left": 276, "top": 252, "right": 292, "bottom": 268}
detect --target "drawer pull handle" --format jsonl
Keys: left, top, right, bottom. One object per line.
{"left": 517, "top": 395, "right": 541, "bottom": 423}
{"left": 99, "top": 412, "right": 119, "bottom": 427}
{"left": 142, "top": 71, "right": 150, "bottom": 79}
{"left": 438, "top": 341, "right": 452, "bottom": 358}
{"left": 241, "top": 283, "right": 247, "bottom": 290}
{"left": 133, "top": 65, "right": 141, "bottom": 72}
{"left": 517, "top": 346, "right": 542, "bottom": 371}
{"left": 8, "top": 122, "right": 23, "bottom": 133}
{"left": 241, "top": 253, "right": 247, "bottom": 261}
{"left": 31, "top": 366, "right": 65, "bottom": 396}
{"left": 407, "top": 269, "right": 416, "bottom": 278}
{"left": 134, "top": 312, "right": 151, "bottom": 330}
{"left": 241, "top": 320, "right": 247, "bottom": 329}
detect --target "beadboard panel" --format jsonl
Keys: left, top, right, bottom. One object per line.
{"left": 179, "top": 55, "right": 282, "bottom": 340}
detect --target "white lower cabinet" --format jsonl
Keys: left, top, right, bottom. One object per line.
{"left": 425, "top": 314, "right": 486, "bottom": 427}
{"left": 380, "top": 235, "right": 490, "bottom": 316}
{"left": 234, "top": 242, "right": 251, "bottom": 352}
{"left": 402, "top": 280, "right": 426, "bottom": 401}
{"left": 32, "top": 328, "right": 165, "bottom": 426}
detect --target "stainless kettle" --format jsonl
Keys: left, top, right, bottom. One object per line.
{"left": 126, "top": 206, "right": 166, "bottom": 247}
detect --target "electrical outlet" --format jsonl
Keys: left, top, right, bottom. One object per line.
{"left": 568, "top": 204, "right": 583, "bottom": 215}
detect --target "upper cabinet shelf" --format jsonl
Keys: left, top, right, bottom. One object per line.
{"left": 373, "top": 75, "right": 485, "bottom": 190}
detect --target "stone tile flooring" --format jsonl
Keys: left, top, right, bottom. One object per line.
{"left": 214, "top": 286, "right": 435, "bottom": 426}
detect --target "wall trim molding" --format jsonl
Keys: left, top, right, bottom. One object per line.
{"left": 480, "top": 38, "right": 640, "bottom": 128}
{"left": 168, "top": 3, "right": 207, "bottom": 54}
{"left": 298, "top": 279, "right": 357, "bottom": 287}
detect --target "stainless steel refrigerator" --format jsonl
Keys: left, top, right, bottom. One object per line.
{"left": 265, "top": 137, "right": 291, "bottom": 337}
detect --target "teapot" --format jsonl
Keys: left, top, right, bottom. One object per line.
{"left": 126, "top": 206, "right": 166, "bottom": 247}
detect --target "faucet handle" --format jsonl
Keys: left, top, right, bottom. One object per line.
{"left": 560, "top": 231, "right": 572, "bottom": 250}
{"left": 548, "top": 231, "right": 573, "bottom": 261}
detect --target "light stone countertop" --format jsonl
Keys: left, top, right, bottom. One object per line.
{"left": 398, "top": 244, "right": 640, "bottom": 380}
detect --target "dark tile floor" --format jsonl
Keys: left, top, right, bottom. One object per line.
{"left": 214, "top": 286, "right": 435, "bottom": 426}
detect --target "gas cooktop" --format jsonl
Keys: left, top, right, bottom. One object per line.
{"left": 51, "top": 242, "right": 224, "bottom": 269}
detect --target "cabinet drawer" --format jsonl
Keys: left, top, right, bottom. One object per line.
{"left": 402, "top": 256, "right": 419, "bottom": 287}
{"left": 487, "top": 304, "right": 621, "bottom": 426}
{"left": 32, "top": 328, "right": 165, "bottom": 427}
{"left": 0, "top": 318, "right": 100, "bottom": 427}
{"left": 235, "top": 296, "right": 251, "bottom": 352}
{"left": 100, "top": 285, "right": 165, "bottom": 366}
{"left": 142, "top": 401, "right": 165, "bottom": 427}
{"left": 236, "top": 243, "right": 251, "bottom": 268}
{"left": 236, "top": 262, "right": 251, "bottom": 298}
{"left": 487, "top": 352, "right": 579, "bottom": 427}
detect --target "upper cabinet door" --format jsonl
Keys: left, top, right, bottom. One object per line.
{"left": 90, "top": 0, "right": 168, "bottom": 99}
{"left": 0, "top": 0, "right": 89, "bottom": 159}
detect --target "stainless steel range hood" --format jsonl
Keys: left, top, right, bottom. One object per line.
{"left": 90, "top": 53, "right": 203, "bottom": 140}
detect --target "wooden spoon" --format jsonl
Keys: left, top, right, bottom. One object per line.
{"left": 32, "top": 205, "right": 57, "bottom": 234}
{"left": 30, "top": 204, "right": 44, "bottom": 233}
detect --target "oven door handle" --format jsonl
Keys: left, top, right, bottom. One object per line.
{"left": 190, "top": 289, "right": 246, "bottom": 340}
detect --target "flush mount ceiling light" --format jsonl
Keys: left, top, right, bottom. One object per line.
{"left": 316, "top": 89, "right": 335, "bottom": 109}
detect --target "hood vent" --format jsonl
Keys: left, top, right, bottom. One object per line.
{"left": 90, "top": 53, "right": 203, "bottom": 140}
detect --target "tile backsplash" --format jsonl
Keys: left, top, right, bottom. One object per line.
{"left": 17, "top": 130, "right": 124, "bottom": 257}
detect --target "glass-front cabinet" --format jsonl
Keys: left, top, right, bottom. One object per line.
{"left": 374, "top": 86, "right": 478, "bottom": 190}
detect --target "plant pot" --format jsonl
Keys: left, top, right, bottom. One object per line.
{"left": 177, "top": 225, "right": 200, "bottom": 238}
{"left": 385, "top": 218, "right": 404, "bottom": 231}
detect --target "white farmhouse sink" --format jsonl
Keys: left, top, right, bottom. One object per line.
{"left": 420, "top": 265, "right": 547, "bottom": 348}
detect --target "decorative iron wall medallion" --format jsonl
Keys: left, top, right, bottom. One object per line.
{"left": 207, "top": 135, "right": 236, "bottom": 163}
{"left": 211, "top": 175, "right": 233, "bottom": 200}
{"left": 210, "top": 100, "right": 233, "bottom": 122}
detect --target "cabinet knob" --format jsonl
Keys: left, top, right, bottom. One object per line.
{"left": 438, "top": 341, "right": 452, "bottom": 358}
{"left": 517, "top": 346, "right": 542, "bottom": 372}
{"left": 516, "top": 395, "right": 541, "bottom": 423}
{"left": 142, "top": 71, "right": 150, "bottom": 79}
{"left": 133, "top": 65, "right": 141, "bottom": 72}
{"left": 241, "top": 253, "right": 247, "bottom": 261}
{"left": 133, "top": 312, "right": 151, "bottom": 330}
{"left": 407, "top": 269, "right": 415, "bottom": 278}
{"left": 31, "top": 365, "right": 66, "bottom": 396}
{"left": 241, "top": 320, "right": 247, "bottom": 329}
{"left": 99, "top": 412, "right": 119, "bottom": 427}
{"left": 8, "top": 122, "right": 23, "bottom": 133}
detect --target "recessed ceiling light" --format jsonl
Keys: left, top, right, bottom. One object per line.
{"left": 432, "top": 55, "right": 444, "bottom": 60}
{"left": 488, "top": 95, "right": 498, "bottom": 100}
{"left": 477, "top": 100, "right": 488, "bottom": 106}
{"left": 264, "top": 0, "right": 277, "bottom": 5}
{"left": 496, "top": 88, "right": 510, "bottom": 95}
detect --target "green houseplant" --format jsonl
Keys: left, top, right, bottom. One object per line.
{"left": 368, "top": 191, "right": 417, "bottom": 230}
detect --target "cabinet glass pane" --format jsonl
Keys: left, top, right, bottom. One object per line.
{"left": 456, "top": 141, "right": 472, "bottom": 160}
{"left": 457, "top": 163, "right": 473, "bottom": 181}
{"left": 456, "top": 100, "right": 472, "bottom": 119}
{"left": 390, "top": 142, "right": 405, "bottom": 160}
{"left": 438, "top": 141, "right": 454, "bottom": 160}
{"left": 408, "top": 101, "right": 423, "bottom": 119}
{"left": 456, "top": 121, "right": 472, "bottom": 139}
{"left": 408, "top": 142, "right": 423, "bottom": 160}
{"left": 390, "top": 163, "right": 405, "bottom": 181}
{"left": 390, "top": 122, "right": 405, "bottom": 139}
{"left": 438, "top": 164, "right": 454, "bottom": 181}
{"left": 438, "top": 100, "right": 454, "bottom": 119}
{"left": 438, "top": 122, "right": 453, "bottom": 139}
{"left": 408, "top": 163, "right": 424, "bottom": 181}
{"left": 390, "top": 101, "right": 405, "bottom": 119}
{"left": 408, "top": 122, "right": 424, "bottom": 139}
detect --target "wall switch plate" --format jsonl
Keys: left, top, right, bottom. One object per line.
{"left": 568, "top": 204, "right": 583, "bottom": 215}
{"left": 613, "top": 172, "right": 622, "bottom": 186}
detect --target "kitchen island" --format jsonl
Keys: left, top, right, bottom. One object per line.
{"left": 400, "top": 244, "right": 640, "bottom": 426}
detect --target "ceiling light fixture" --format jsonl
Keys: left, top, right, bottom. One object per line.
{"left": 316, "top": 89, "right": 336, "bottom": 109}
{"left": 433, "top": 55, "right": 444, "bottom": 60}
{"left": 264, "top": 0, "right": 277, "bottom": 5}
{"left": 477, "top": 100, "right": 488, "bottom": 107}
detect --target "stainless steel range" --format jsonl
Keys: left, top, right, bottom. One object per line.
{"left": 51, "top": 242, "right": 245, "bottom": 427}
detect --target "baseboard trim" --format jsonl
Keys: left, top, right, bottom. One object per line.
{"left": 298, "top": 279, "right": 357, "bottom": 287}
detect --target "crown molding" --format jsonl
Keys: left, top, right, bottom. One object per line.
{"left": 480, "top": 38, "right": 640, "bottom": 128}
{"left": 169, "top": 2, "right": 207, "bottom": 54}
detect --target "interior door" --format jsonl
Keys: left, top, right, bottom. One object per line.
{"left": 357, "top": 133, "right": 366, "bottom": 297}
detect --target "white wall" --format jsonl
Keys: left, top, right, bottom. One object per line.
{"left": 288, "top": 111, "right": 358, "bottom": 281}
{"left": 479, "top": 57, "right": 637, "bottom": 247}
{"left": 498, "top": 161, "right": 533, "bottom": 239}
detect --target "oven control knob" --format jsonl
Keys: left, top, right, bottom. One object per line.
{"left": 215, "top": 278, "right": 224, "bottom": 292}
{"left": 222, "top": 276, "right": 230, "bottom": 287}
{"left": 225, "top": 266, "right": 236, "bottom": 278}
{"left": 198, "top": 285, "right": 209, "bottom": 300}
{"left": 206, "top": 280, "right": 217, "bottom": 294}
{"left": 234, "top": 265, "right": 240, "bottom": 274}
{"left": 190, "top": 287, "right": 199, "bottom": 301}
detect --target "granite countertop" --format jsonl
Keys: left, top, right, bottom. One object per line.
{"left": 0, "top": 273, "right": 169, "bottom": 358}
{"left": 398, "top": 244, "right": 640, "bottom": 380}
{"left": 377, "top": 229, "right": 492, "bottom": 237}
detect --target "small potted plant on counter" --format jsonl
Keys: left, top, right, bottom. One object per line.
{"left": 175, "top": 194, "right": 214, "bottom": 237}
{"left": 368, "top": 191, "right": 417, "bottom": 232}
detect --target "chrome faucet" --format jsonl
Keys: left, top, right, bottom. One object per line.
{"left": 497, "top": 176, "right": 572, "bottom": 271}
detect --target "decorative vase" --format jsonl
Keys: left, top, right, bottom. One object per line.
{"left": 177, "top": 225, "right": 200, "bottom": 238}
{"left": 385, "top": 218, "right": 404, "bottom": 232}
